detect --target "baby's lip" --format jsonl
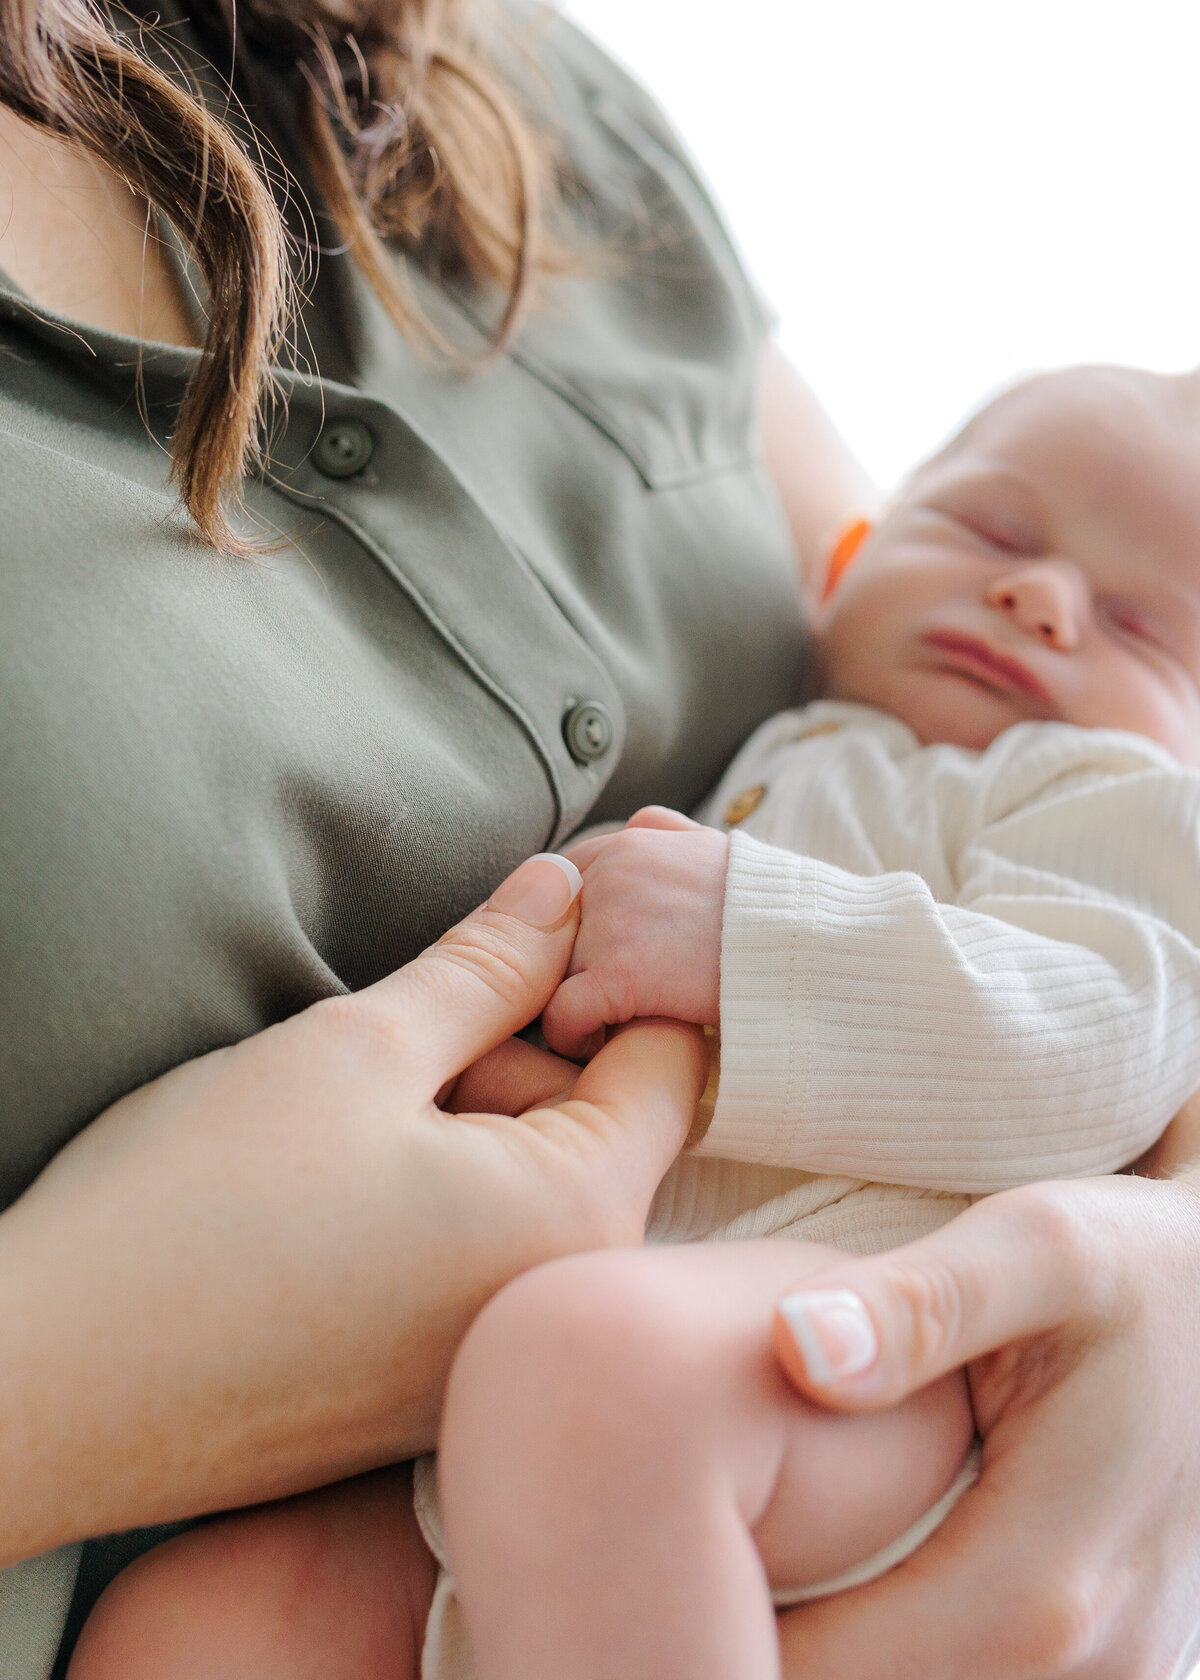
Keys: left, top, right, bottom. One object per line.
{"left": 920, "top": 629, "right": 1054, "bottom": 705}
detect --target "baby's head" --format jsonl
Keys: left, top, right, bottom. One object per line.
{"left": 819, "top": 365, "right": 1200, "bottom": 764}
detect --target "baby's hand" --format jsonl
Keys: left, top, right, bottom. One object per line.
{"left": 542, "top": 807, "right": 728, "bottom": 1058}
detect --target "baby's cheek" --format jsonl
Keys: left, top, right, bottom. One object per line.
{"left": 1067, "top": 661, "right": 1200, "bottom": 765}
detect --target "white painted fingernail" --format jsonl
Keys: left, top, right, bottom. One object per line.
{"left": 487, "top": 854, "right": 582, "bottom": 927}
{"left": 777, "top": 1289, "right": 878, "bottom": 1384}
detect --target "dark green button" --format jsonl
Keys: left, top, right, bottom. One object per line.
{"left": 313, "top": 418, "right": 375, "bottom": 479}
{"left": 562, "top": 700, "right": 614, "bottom": 765}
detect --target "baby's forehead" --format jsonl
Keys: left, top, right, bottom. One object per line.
{"left": 949, "top": 366, "right": 1200, "bottom": 461}
{"left": 906, "top": 366, "right": 1200, "bottom": 589}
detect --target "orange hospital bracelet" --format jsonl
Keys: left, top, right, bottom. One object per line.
{"left": 821, "top": 517, "right": 873, "bottom": 601}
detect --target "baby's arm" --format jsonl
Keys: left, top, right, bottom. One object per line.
{"left": 550, "top": 736, "right": 1200, "bottom": 1191}
{"left": 542, "top": 810, "right": 729, "bottom": 1056}
{"left": 707, "top": 731, "right": 1200, "bottom": 1189}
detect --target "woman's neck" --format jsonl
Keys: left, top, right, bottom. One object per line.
{"left": 0, "top": 103, "right": 199, "bottom": 347}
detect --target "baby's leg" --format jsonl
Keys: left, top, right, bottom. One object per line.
{"left": 440, "top": 1240, "right": 973, "bottom": 1680}
{"left": 66, "top": 1465, "right": 437, "bottom": 1680}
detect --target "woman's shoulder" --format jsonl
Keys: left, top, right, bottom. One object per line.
{"left": 521, "top": 5, "right": 767, "bottom": 293}
{"left": 515, "top": 4, "right": 697, "bottom": 159}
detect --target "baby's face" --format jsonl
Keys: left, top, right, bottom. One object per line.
{"left": 820, "top": 367, "right": 1200, "bottom": 764}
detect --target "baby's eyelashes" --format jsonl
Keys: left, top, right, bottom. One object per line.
{"left": 1100, "top": 598, "right": 1155, "bottom": 644}
{"left": 928, "top": 501, "right": 1044, "bottom": 558}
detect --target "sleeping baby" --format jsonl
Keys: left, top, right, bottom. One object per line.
{"left": 428, "top": 362, "right": 1200, "bottom": 1680}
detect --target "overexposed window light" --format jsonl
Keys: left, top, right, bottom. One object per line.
{"left": 561, "top": 0, "right": 1200, "bottom": 491}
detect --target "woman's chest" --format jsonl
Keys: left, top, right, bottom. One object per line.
{"left": 0, "top": 332, "right": 803, "bottom": 1206}
{"left": 0, "top": 391, "right": 565, "bottom": 1203}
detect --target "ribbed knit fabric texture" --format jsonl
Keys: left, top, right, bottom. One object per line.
{"left": 651, "top": 701, "right": 1200, "bottom": 1250}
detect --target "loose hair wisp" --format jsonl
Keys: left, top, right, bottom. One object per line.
{"left": 0, "top": 0, "right": 557, "bottom": 552}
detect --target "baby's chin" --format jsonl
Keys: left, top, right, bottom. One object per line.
{"left": 831, "top": 667, "right": 1025, "bottom": 753}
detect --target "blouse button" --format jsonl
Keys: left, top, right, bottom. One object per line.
{"left": 562, "top": 700, "right": 614, "bottom": 764}
{"left": 313, "top": 417, "right": 375, "bottom": 479}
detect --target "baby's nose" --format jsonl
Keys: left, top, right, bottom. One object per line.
{"left": 985, "top": 563, "right": 1085, "bottom": 650}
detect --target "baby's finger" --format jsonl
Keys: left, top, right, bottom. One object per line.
{"left": 541, "top": 971, "right": 620, "bottom": 1060}
{"left": 448, "top": 1038, "right": 581, "bottom": 1116}
{"left": 560, "top": 832, "right": 618, "bottom": 871}
{"left": 623, "top": 805, "right": 702, "bottom": 832}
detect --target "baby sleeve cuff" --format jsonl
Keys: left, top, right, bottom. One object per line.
{"left": 693, "top": 829, "right": 819, "bottom": 1162}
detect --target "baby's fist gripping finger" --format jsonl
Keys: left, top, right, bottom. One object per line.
{"left": 541, "top": 825, "right": 729, "bottom": 1057}
{"left": 541, "top": 968, "right": 627, "bottom": 1059}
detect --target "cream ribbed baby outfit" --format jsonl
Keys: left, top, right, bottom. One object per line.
{"left": 645, "top": 698, "right": 1200, "bottom": 1255}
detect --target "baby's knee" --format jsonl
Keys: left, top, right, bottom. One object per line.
{"left": 446, "top": 1250, "right": 712, "bottom": 1458}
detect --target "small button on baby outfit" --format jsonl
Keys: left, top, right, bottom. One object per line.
{"left": 724, "top": 784, "right": 766, "bottom": 826}
{"left": 313, "top": 418, "right": 375, "bottom": 479}
{"left": 562, "top": 700, "right": 614, "bottom": 764}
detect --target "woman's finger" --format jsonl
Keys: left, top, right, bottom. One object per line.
{"left": 777, "top": 1494, "right": 1011, "bottom": 1680}
{"left": 779, "top": 1288, "right": 1195, "bottom": 1680}
{"left": 570, "top": 1016, "right": 708, "bottom": 1122}
{"left": 535, "top": 1018, "right": 709, "bottom": 1210}
{"left": 776, "top": 1174, "right": 1200, "bottom": 1680}
{"left": 446, "top": 1020, "right": 706, "bottom": 1250}
{"left": 776, "top": 1478, "right": 1135, "bottom": 1680}
{"left": 771, "top": 1181, "right": 1109, "bottom": 1410}
{"left": 355, "top": 855, "right": 582, "bottom": 1096}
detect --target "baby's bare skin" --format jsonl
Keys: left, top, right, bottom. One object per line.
{"left": 68, "top": 1468, "right": 437, "bottom": 1680}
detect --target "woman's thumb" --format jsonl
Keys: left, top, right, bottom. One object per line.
{"left": 358, "top": 853, "right": 582, "bottom": 1096}
{"left": 770, "top": 1190, "right": 1091, "bottom": 1411}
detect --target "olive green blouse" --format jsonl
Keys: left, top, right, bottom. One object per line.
{"left": 0, "top": 2, "right": 811, "bottom": 1667}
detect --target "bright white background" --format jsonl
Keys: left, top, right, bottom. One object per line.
{"left": 561, "top": 0, "right": 1200, "bottom": 491}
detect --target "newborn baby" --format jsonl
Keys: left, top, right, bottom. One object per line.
{"left": 70, "top": 365, "right": 1200, "bottom": 1680}
{"left": 429, "top": 364, "right": 1200, "bottom": 1680}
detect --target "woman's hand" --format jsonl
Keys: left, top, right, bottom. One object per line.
{"left": 770, "top": 1171, "right": 1200, "bottom": 1678}
{"left": 0, "top": 854, "right": 707, "bottom": 1568}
